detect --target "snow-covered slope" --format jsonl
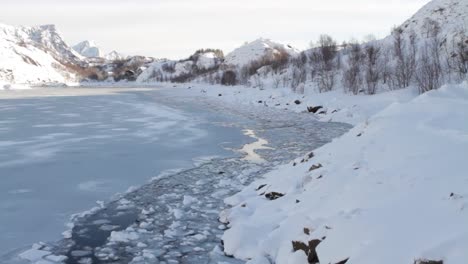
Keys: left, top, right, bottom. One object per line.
{"left": 72, "top": 40, "right": 102, "bottom": 58}
{"left": 137, "top": 50, "right": 224, "bottom": 83}
{"left": 0, "top": 23, "right": 81, "bottom": 84}
{"left": 221, "top": 82, "right": 468, "bottom": 264}
{"left": 397, "top": 0, "right": 467, "bottom": 42}
{"left": 225, "top": 38, "right": 299, "bottom": 68}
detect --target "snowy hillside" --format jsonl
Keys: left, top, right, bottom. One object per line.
{"left": 137, "top": 49, "right": 224, "bottom": 83}
{"left": 225, "top": 38, "right": 299, "bottom": 68}
{"left": 0, "top": 23, "right": 81, "bottom": 84}
{"left": 73, "top": 40, "right": 102, "bottom": 58}
{"left": 396, "top": 0, "right": 468, "bottom": 42}
{"left": 220, "top": 82, "right": 468, "bottom": 264}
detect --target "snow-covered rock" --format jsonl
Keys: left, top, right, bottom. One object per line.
{"left": 0, "top": 23, "right": 82, "bottom": 84}
{"left": 221, "top": 82, "right": 468, "bottom": 264}
{"left": 105, "top": 50, "right": 124, "bottom": 61}
{"left": 224, "top": 38, "right": 299, "bottom": 68}
{"left": 73, "top": 40, "right": 102, "bottom": 58}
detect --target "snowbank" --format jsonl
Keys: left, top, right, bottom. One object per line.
{"left": 162, "top": 83, "right": 417, "bottom": 125}
{"left": 0, "top": 81, "right": 31, "bottom": 90}
{"left": 221, "top": 82, "right": 468, "bottom": 264}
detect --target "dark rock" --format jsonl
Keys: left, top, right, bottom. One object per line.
{"left": 303, "top": 228, "right": 310, "bottom": 235}
{"left": 357, "top": 133, "right": 362, "bottom": 137}
{"left": 309, "top": 164, "right": 323, "bottom": 172}
{"left": 218, "top": 94, "right": 222, "bottom": 96}
{"left": 307, "top": 106, "right": 323, "bottom": 113}
{"left": 296, "top": 199, "right": 301, "bottom": 203}
{"left": 317, "top": 175, "right": 323, "bottom": 179}
{"left": 292, "top": 239, "right": 322, "bottom": 263}
{"left": 265, "top": 192, "right": 285, "bottom": 200}
{"left": 256, "top": 184, "right": 267, "bottom": 191}
{"left": 258, "top": 100, "right": 263, "bottom": 103}
{"left": 414, "top": 260, "right": 443, "bottom": 264}
{"left": 335, "top": 258, "right": 349, "bottom": 264}
{"left": 308, "top": 152, "right": 315, "bottom": 159}
{"left": 218, "top": 171, "right": 225, "bottom": 175}
{"left": 294, "top": 100, "right": 302, "bottom": 105}
{"left": 318, "top": 110, "right": 327, "bottom": 114}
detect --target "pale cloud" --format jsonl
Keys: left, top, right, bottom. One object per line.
{"left": 0, "top": 0, "right": 430, "bottom": 59}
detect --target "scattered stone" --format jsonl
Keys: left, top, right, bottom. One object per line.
{"left": 318, "top": 110, "right": 327, "bottom": 114}
{"left": 292, "top": 239, "right": 321, "bottom": 263}
{"left": 296, "top": 199, "right": 301, "bottom": 203}
{"left": 258, "top": 100, "right": 263, "bottom": 103}
{"left": 218, "top": 94, "right": 222, "bottom": 97}
{"left": 357, "top": 133, "right": 363, "bottom": 137}
{"left": 265, "top": 192, "right": 285, "bottom": 200}
{"left": 414, "top": 260, "right": 443, "bottom": 264}
{"left": 307, "top": 106, "right": 323, "bottom": 113}
{"left": 303, "top": 228, "right": 311, "bottom": 235}
{"left": 293, "top": 162, "right": 297, "bottom": 166}
{"left": 317, "top": 175, "right": 323, "bottom": 179}
{"left": 294, "top": 100, "right": 302, "bottom": 105}
{"left": 256, "top": 184, "right": 267, "bottom": 191}
{"left": 309, "top": 164, "right": 323, "bottom": 172}
{"left": 335, "top": 258, "right": 350, "bottom": 264}
{"left": 218, "top": 171, "right": 225, "bottom": 175}
{"left": 308, "top": 152, "right": 315, "bottom": 159}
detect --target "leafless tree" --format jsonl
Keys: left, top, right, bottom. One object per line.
{"left": 311, "top": 34, "right": 338, "bottom": 92}
{"left": 363, "top": 44, "right": 382, "bottom": 94}
{"left": 392, "top": 29, "right": 417, "bottom": 89}
{"left": 343, "top": 42, "right": 363, "bottom": 94}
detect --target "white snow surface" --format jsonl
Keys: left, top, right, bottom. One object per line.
{"left": 224, "top": 38, "right": 299, "bottom": 68}
{"left": 219, "top": 82, "right": 468, "bottom": 264}
{"left": 72, "top": 40, "right": 102, "bottom": 58}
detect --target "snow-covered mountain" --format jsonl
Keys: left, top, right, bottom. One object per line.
{"left": 225, "top": 38, "right": 299, "bottom": 68}
{"left": 396, "top": 0, "right": 467, "bottom": 43}
{"left": 72, "top": 40, "right": 102, "bottom": 58}
{"left": 0, "top": 23, "right": 83, "bottom": 84}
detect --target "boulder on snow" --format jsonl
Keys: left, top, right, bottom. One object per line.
{"left": 292, "top": 239, "right": 322, "bottom": 263}
{"left": 265, "top": 192, "right": 284, "bottom": 200}
{"left": 307, "top": 106, "right": 324, "bottom": 113}
{"left": 309, "top": 164, "right": 323, "bottom": 172}
{"left": 414, "top": 260, "right": 443, "bottom": 264}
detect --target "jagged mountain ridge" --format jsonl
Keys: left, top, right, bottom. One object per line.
{"left": 73, "top": 40, "right": 102, "bottom": 58}
{"left": 0, "top": 23, "right": 84, "bottom": 84}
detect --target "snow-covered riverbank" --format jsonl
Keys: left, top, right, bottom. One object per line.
{"left": 169, "top": 82, "right": 468, "bottom": 264}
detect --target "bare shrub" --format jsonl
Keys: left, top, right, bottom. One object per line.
{"left": 221, "top": 70, "right": 237, "bottom": 86}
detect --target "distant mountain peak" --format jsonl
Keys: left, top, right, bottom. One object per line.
{"left": 73, "top": 40, "right": 102, "bottom": 58}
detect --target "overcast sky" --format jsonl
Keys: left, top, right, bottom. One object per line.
{"left": 1, "top": 0, "right": 430, "bottom": 59}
